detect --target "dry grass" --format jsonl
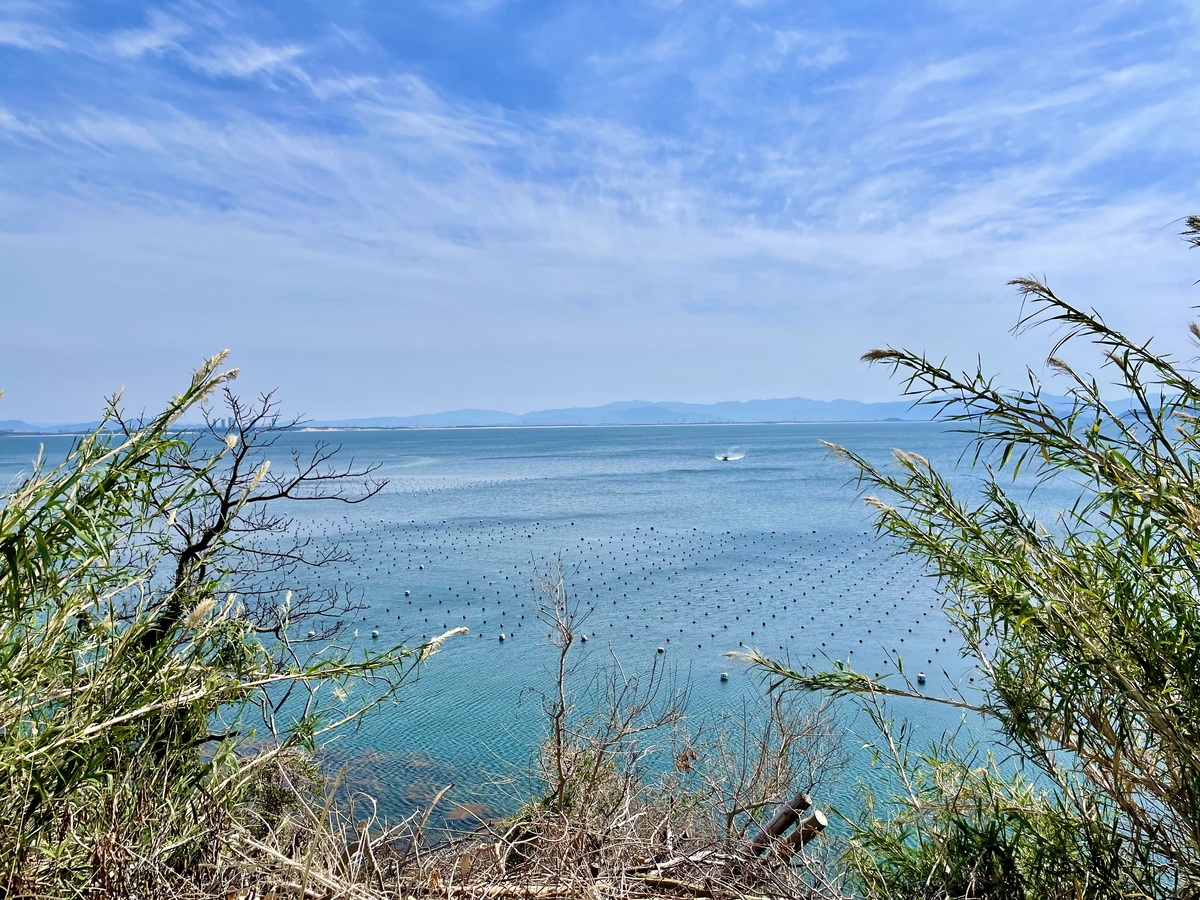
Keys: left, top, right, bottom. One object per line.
{"left": 206, "top": 778, "right": 839, "bottom": 900}
{"left": 0, "top": 360, "right": 843, "bottom": 900}
{"left": 0, "top": 718, "right": 841, "bottom": 900}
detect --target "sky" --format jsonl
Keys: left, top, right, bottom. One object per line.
{"left": 1, "top": 0, "right": 1198, "bottom": 422}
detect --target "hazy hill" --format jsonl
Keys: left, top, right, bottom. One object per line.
{"left": 0, "top": 419, "right": 105, "bottom": 435}
{"left": 302, "top": 396, "right": 928, "bottom": 428}
{"left": 5, "top": 394, "right": 1123, "bottom": 433}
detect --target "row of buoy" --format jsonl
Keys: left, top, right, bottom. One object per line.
{"left": 291, "top": 509, "right": 953, "bottom": 688}
{"left": 254, "top": 436, "right": 972, "bottom": 831}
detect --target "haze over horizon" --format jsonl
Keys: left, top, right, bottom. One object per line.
{"left": 2, "top": 1, "right": 1198, "bottom": 422}
{"left": 1, "top": 392, "right": 936, "bottom": 430}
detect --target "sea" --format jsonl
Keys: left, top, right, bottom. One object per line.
{"left": 0, "top": 422, "right": 1075, "bottom": 831}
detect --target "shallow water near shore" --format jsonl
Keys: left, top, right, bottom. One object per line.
{"left": 2, "top": 422, "right": 1075, "bottom": 830}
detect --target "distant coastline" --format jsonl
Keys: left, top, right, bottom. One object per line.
{"left": 293, "top": 418, "right": 922, "bottom": 433}
{"left": 0, "top": 421, "right": 924, "bottom": 438}
{"left": 8, "top": 388, "right": 1096, "bottom": 435}
{"left": 1, "top": 394, "right": 939, "bottom": 435}
{"left": 0, "top": 421, "right": 928, "bottom": 438}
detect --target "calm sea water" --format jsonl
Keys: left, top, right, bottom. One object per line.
{"left": 0, "top": 423, "right": 1074, "bottom": 828}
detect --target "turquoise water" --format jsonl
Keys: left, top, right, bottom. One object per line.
{"left": 1, "top": 423, "right": 1070, "bottom": 827}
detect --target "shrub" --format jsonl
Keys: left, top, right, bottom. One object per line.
{"left": 0, "top": 353, "right": 455, "bottom": 896}
{"left": 745, "top": 218, "right": 1200, "bottom": 898}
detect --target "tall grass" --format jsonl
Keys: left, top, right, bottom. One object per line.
{"left": 0, "top": 354, "right": 455, "bottom": 897}
{"left": 745, "top": 220, "right": 1200, "bottom": 897}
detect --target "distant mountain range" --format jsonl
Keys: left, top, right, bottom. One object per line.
{"left": 0, "top": 419, "right": 108, "bottom": 435}
{"left": 300, "top": 396, "right": 930, "bottom": 428}
{"left": 0, "top": 397, "right": 926, "bottom": 434}
{"left": 3, "top": 393, "right": 1116, "bottom": 434}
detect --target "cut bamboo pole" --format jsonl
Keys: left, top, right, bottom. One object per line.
{"left": 776, "top": 808, "right": 828, "bottom": 863}
{"left": 744, "top": 792, "right": 811, "bottom": 856}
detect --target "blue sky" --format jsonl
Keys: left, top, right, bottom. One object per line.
{"left": 1, "top": 0, "right": 1198, "bottom": 421}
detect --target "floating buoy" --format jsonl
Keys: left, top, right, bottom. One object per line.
{"left": 720, "top": 672, "right": 730, "bottom": 682}
{"left": 657, "top": 646, "right": 665, "bottom": 654}
{"left": 404, "top": 590, "right": 410, "bottom": 596}
{"left": 499, "top": 633, "right": 505, "bottom": 642}
{"left": 371, "top": 629, "right": 379, "bottom": 639}
{"left": 917, "top": 672, "right": 926, "bottom": 684}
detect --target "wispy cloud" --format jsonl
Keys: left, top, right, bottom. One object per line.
{"left": 0, "top": 0, "right": 1197, "bottom": 420}
{"left": 108, "top": 11, "right": 187, "bottom": 59}
{"left": 0, "top": 18, "right": 65, "bottom": 50}
{"left": 187, "top": 38, "right": 305, "bottom": 79}
{"left": 0, "top": 106, "right": 42, "bottom": 138}
{"left": 771, "top": 28, "right": 849, "bottom": 69}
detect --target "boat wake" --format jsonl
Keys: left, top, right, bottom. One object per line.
{"left": 715, "top": 449, "right": 746, "bottom": 461}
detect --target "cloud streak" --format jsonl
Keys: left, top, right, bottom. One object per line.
{"left": 0, "top": 0, "right": 1197, "bottom": 420}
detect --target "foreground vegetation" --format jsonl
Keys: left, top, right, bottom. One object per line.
{"left": 7, "top": 218, "right": 1200, "bottom": 898}
{"left": 0, "top": 356, "right": 462, "bottom": 896}
{"left": 0, "top": 356, "right": 842, "bottom": 898}
{"left": 746, "top": 216, "right": 1200, "bottom": 897}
